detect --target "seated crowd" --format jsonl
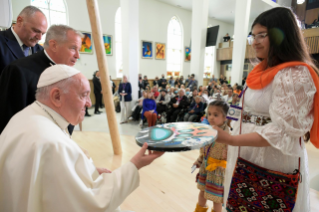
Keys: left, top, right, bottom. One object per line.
{"left": 125, "top": 73, "right": 242, "bottom": 128}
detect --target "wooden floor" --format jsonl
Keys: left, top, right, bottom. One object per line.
{"left": 72, "top": 131, "right": 319, "bottom": 212}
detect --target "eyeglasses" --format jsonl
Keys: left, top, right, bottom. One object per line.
{"left": 248, "top": 33, "right": 268, "bottom": 43}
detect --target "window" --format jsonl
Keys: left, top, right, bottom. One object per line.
{"left": 115, "top": 8, "right": 123, "bottom": 78}
{"left": 203, "top": 46, "right": 215, "bottom": 78}
{"left": 31, "top": 0, "right": 68, "bottom": 44}
{"left": 167, "top": 16, "right": 183, "bottom": 76}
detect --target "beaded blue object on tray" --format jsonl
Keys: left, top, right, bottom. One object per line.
{"left": 135, "top": 122, "right": 218, "bottom": 152}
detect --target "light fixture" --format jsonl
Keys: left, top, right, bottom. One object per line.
{"left": 297, "top": 0, "right": 305, "bottom": 4}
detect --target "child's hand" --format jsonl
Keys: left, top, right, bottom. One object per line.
{"left": 193, "top": 160, "right": 201, "bottom": 168}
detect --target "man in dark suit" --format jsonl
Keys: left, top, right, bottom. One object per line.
{"left": 0, "top": 25, "right": 82, "bottom": 134}
{"left": 93, "top": 71, "right": 102, "bottom": 114}
{"left": 142, "top": 75, "right": 149, "bottom": 90}
{"left": 0, "top": 6, "right": 47, "bottom": 75}
{"left": 159, "top": 74, "right": 167, "bottom": 88}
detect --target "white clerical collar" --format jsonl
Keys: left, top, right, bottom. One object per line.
{"left": 35, "top": 101, "right": 70, "bottom": 132}
{"left": 44, "top": 50, "right": 57, "bottom": 65}
{"left": 11, "top": 27, "right": 24, "bottom": 48}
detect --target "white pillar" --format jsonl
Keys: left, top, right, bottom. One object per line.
{"left": 231, "top": 0, "right": 252, "bottom": 85}
{"left": 121, "top": 0, "right": 139, "bottom": 100}
{"left": 190, "top": 0, "right": 209, "bottom": 87}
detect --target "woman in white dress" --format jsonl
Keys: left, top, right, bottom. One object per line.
{"left": 214, "top": 8, "right": 319, "bottom": 212}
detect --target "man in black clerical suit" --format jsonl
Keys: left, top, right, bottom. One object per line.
{"left": 0, "top": 6, "right": 47, "bottom": 75}
{"left": 93, "top": 71, "right": 102, "bottom": 114}
{"left": 0, "top": 25, "right": 82, "bottom": 134}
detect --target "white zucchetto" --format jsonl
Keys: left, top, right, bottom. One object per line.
{"left": 37, "top": 65, "right": 80, "bottom": 88}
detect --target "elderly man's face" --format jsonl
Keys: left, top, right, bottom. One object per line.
{"left": 55, "top": 30, "right": 81, "bottom": 66}
{"left": 62, "top": 74, "right": 91, "bottom": 125}
{"left": 179, "top": 89, "right": 184, "bottom": 97}
{"left": 17, "top": 12, "right": 47, "bottom": 47}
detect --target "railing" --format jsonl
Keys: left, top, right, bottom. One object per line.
{"left": 303, "top": 28, "right": 319, "bottom": 54}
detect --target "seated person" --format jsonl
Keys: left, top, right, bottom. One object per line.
{"left": 202, "top": 86, "right": 208, "bottom": 96}
{"left": 174, "top": 88, "right": 179, "bottom": 95}
{"left": 221, "top": 87, "right": 228, "bottom": 96}
{"left": 223, "top": 87, "right": 233, "bottom": 103}
{"left": 174, "top": 77, "right": 180, "bottom": 87}
{"left": 167, "top": 89, "right": 189, "bottom": 122}
{"left": 153, "top": 76, "right": 160, "bottom": 86}
{"left": 198, "top": 86, "right": 203, "bottom": 96}
{"left": 180, "top": 84, "right": 185, "bottom": 90}
{"left": 142, "top": 75, "right": 149, "bottom": 89}
{"left": 168, "top": 76, "right": 174, "bottom": 87}
{"left": 130, "top": 91, "right": 146, "bottom": 121}
{"left": 207, "top": 81, "right": 213, "bottom": 94}
{"left": 212, "top": 88, "right": 223, "bottom": 100}
{"left": 142, "top": 91, "right": 157, "bottom": 127}
{"left": 168, "top": 87, "right": 175, "bottom": 99}
{"left": 152, "top": 86, "right": 160, "bottom": 98}
{"left": 145, "top": 85, "right": 151, "bottom": 92}
{"left": 156, "top": 90, "right": 170, "bottom": 114}
{"left": 188, "top": 88, "right": 198, "bottom": 104}
{"left": 230, "top": 93, "right": 239, "bottom": 106}
{"left": 185, "top": 88, "right": 191, "bottom": 98}
{"left": 234, "top": 86, "right": 242, "bottom": 95}
{"left": 201, "top": 90, "right": 211, "bottom": 104}
{"left": 184, "top": 96, "right": 204, "bottom": 122}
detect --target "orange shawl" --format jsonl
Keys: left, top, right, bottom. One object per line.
{"left": 246, "top": 60, "right": 319, "bottom": 148}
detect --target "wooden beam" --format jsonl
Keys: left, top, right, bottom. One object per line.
{"left": 86, "top": 0, "right": 122, "bottom": 155}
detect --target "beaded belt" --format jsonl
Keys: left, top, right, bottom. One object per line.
{"left": 242, "top": 111, "right": 271, "bottom": 126}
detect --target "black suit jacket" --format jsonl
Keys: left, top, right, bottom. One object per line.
{"left": 0, "top": 28, "right": 43, "bottom": 75}
{"left": 0, "top": 50, "right": 54, "bottom": 134}
{"left": 93, "top": 75, "right": 102, "bottom": 94}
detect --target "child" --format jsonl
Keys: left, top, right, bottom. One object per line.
{"left": 193, "top": 100, "right": 229, "bottom": 212}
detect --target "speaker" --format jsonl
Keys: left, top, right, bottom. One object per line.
{"left": 0, "top": 0, "right": 12, "bottom": 28}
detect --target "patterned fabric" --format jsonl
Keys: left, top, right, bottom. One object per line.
{"left": 225, "top": 66, "right": 314, "bottom": 211}
{"left": 242, "top": 112, "right": 271, "bottom": 126}
{"left": 226, "top": 157, "right": 300, "bottom": 212}
{"left": 196, "top": 124, "right": 229, "bottom": 203}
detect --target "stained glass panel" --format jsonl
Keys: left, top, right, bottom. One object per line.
{"left": 167, "top": 16, "right": 183, "bottom": 75}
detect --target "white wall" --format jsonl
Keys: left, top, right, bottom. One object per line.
{"left": 208, "top": 18, "right": 234, "bottom": 78}
{"left": 11, "top": 0, "right": 234, "bottom": 80}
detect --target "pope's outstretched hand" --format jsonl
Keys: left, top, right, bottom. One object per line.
{"left": 130, "top": 143, "right": 165, "bottom": 170}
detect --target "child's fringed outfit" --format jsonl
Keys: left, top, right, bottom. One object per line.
{"left": 196, "top": 123, "right": 229, "bottom": 203}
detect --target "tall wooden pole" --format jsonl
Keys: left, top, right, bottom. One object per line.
{"left": 86, "top": 0, "right": 122, "bottom": 155}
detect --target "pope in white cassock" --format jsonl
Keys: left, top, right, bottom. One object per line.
{"left": 0, "top": 65, "right": 164, "bottom": 212}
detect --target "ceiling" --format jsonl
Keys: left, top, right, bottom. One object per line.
{"left": 155, "top": 0, "right": 292, "bottom": 24}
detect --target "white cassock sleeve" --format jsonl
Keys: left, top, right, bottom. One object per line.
{"left": 41, "top": 141, "right": 139, "bottom": 212}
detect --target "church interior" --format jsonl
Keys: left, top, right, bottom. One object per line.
{"left": 1, "top": 0, "right": 319, "bottom": 211}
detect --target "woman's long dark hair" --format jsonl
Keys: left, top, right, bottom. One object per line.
{"left": 252, "top": 7, "right": 319, "bottom": 75}
{"left": 253, "top": 7, "right": 314, "bottom": 141}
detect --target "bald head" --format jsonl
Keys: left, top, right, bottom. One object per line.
{"left": 14, "top": 6, "right": 48, "bottom": 47}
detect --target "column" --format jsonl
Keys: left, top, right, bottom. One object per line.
{"left": 190, "top": 0, "right": 209, "bottom": 87}
{"left": 231, "top": 0, "right": 252, "bottom": 85}
{"left": 121, "top": 0, "right": 139, "bottom": 101}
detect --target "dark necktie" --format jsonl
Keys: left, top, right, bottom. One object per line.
{"left": 22, "top": 44, "right": 30, "bottom": 57}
